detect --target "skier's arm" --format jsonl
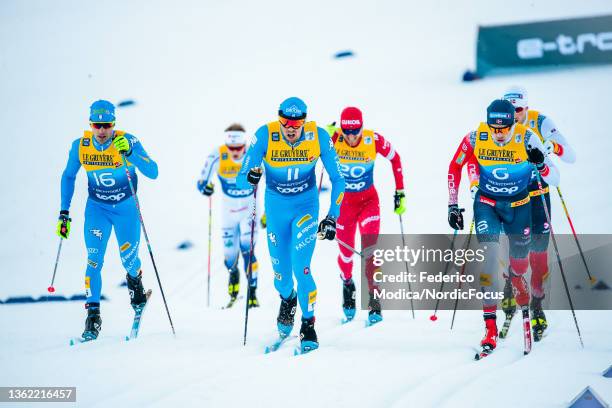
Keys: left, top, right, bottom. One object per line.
{"left": 198, "top": 149, "right": 220, "bottom": 184}
{"left": 448, "top": 133, "right": 475, "bottom": 205}
{"left": 126, "top": 135, "right": 159, "bottom": 179}
{"left": 60, "top": 139, "right": 82, "bottom": 212}
{"left": 236, "top": 125, "right": 268, "bottom": 190}
{"left": 539, "top": 115, "right": 576, "bottom": 163}
{"left": 525, "top": 130, "right": 560, "bottom": 187}
{"left": 318, "top": 126, "right": 345, "bottom": 218}
{"left": 374, "top": 132, "right": 404, "bottom": 190}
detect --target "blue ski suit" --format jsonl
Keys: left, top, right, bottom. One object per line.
{"left": 60, "top": 131, "right": 158, "bottom": 305}
{"left": 237, "top": 121, "right": 344, "bottom": 318}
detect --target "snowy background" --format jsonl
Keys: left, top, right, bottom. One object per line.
{"left": 1, "top": 0, "right": 612, "bottom": 407}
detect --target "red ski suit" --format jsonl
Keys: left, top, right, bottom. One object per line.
{"left": 331, "top": 130, "right": 404, "bottom": 290}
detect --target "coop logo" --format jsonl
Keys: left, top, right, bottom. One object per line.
{"left": 90, "top": 229, "right": 103, "bottom": 240}
{"left": 517, "top": 32, "right": 612, "bottom": 60}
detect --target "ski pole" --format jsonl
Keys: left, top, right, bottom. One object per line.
{"left": 398, "top": 214, "right": 415, "bottom": 319}
{"left": 556, "top": 186, "right": 596, "bottom": 284}
{"left": 47, "top": 237, "right": 64, "bottom": 293}
{"left": 430, "top": 229, "right": 458, "bottom": 322}
{"left": 534, "top": 171, "right": 583, "bottom": 347}
{"left": 317, "top": 169, "right": 324, "bottom": 194}
{"left": 243, "top": 185, "right": 258, "bottom": 346}
{"left": 335, "top": 237, "right": 363, "bottom": 257}
{"left": 120, "top": 153, "right": 176, "bottom": 337}
{"left": 450, "top": 218, "right": 475, "bottom": 330}
{"left": 207, "top": 195, "right": 213, "bottom": 307}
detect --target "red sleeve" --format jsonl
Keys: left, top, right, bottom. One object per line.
{"left": 466, "top": 155, "right": 480, "bottom": 187}
{"left": 331, "top": 131, "right": 339, "bottom": 144}
{"left": 448, "top": 134, "right": 474, "bottom": 205}
{"left": 374, "top": 132, "right": 404, "bottom": 190}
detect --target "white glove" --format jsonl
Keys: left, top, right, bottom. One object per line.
{"left": 543, "top": 140, "right": 557, "bottom": 155}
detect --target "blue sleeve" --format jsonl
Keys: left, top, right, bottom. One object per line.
{"left": 318, "top": 126, "right": 345, "bottom": 218}
{"left": 60, "top": 139, "right": 82, "bottom": 212}
{"left": 236, "top": 125, "right": 269, "bottom": 190}
{"left": 127, "top": 135, "right": 158, "bottom": 179}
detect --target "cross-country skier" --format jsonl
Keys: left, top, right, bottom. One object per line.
{"left": 197, "top": 123, "right": 260, "bottom": 308}
{"left": 236, "top": 97, "right": 345, "bottom": 353}
{"left": 499, "top": 86, "right": 576, "bottom": 341}
{"left": 57, "top": 100, "right": 158, "bottom": 341}
{"left": 327, "top": 107, "right": 405, "bottom": 323}
{"left": 447, "top": 99, "right": 559, "bottom": 358}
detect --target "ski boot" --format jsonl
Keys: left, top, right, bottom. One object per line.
{"left": 127, "top": 271, "right": 149, "bottom": 312}
{"left": 247, "top": 286, "right": 259, "bottom": 309}
{"left": 299, "top": 317, "right": 319, "bottom": 353}
{"left": 530, "top": 296, "right": 548, "bottom": 342}
{"left": 224, "top": 266, "right": 240, "bottom": 308}
{"left": 277, "top": 291, "right": 297, "bottom": 338}
{"left": 367, "top": 292, "right": 383, "bottom": 325}
{"left": 475, "top": 316, "right": 498, "bottom": 359}
{"left": 82, "top": 304, "right": 102, "bottom": 341}
{"left": 342, "top": 279, "right": 356, "bottom": 321}
{"left": 499, "top": 277, "right": 517, "bottom": 339}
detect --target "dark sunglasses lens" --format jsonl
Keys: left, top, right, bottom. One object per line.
{"left": 343, "top": 128, "right": 361, "bottom": 135}
{"left": 93, "top": 123, "right": 113, "bottom": 129}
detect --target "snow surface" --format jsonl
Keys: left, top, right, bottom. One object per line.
{"left": 1, "top": 0, "right": 612, "bottom": 407}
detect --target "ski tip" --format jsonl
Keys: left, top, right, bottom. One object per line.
{"left": 294, "top": 348, "right": 299, "bottom": 356}
{"left": 69, "top": 339, "right": 75, "bottom": 346}
{"left": 125, "top": 336, "right": 130, "bottom": 342}
{"left": 264, "top": 346, "right": 270, "bottom": 354}
{"left": 474, "top": 353, "right": 480, "bottom": 361}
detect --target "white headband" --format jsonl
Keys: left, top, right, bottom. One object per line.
{"left": 225, "top": 130, "right": 246, "bottom": 146}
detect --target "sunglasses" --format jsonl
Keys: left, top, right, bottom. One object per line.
{"left": 278, "top": 116, "right": 305, "bottom": 129}
{"left": 342, "top": 127, "right": 362, "bottom": 136}
{"left": 491, "top": 126, "right": 511, "bottom": 134}
{"left": 515, "top": 107, "right": 526, "bottom": 113}
{"left": 227, "top": 144, "right": 245, "bottom": 152}
{"left": 91, "top": 122, "right": 115, "bottom": 129}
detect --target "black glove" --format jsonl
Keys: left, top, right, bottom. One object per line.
{"left": 247, "top": 168, "right": 263, "bottom": 185}
{"left": 527, "top": 147, "right": 545, "bottom": 168}
{"left": 317, "top": 215, "right": 337, "bottom": 240}
{"left": 197, "top": 180, "right": 214, "bottom": 196}
{"left": 448, "top": 205, "right": 465, "bottom": 230}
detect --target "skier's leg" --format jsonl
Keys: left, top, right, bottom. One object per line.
{"left": 83, "top": 200, "right": 112, "bottom": 308}
{"left": 239, "top": 198, "right": 259, "bottom": 307}
{"left": 336, "top": 198, "right": 358, "bottom": 282}
{"left": 266, "top": 194, "right": 297, "bottom": 336}
{"left": 82, "top": 200, "right": 112, "bottom": 339}
{"left": 291, "top": 199, "right": 319, "bottom": 350}
{"left": 473, "top": 194, "right": 502, "bottom": 350}
{"left": 358, "top": 190, "right": 381, "bottom": 293}
{"left": 529, "top": 192, "right": 551, "bottom": 299}
{"left": 239, "top": 201, "right": 259, "bottom": 288}
{"left": 112, "top": 200, "right": 149, "bottom": 307}
{"left": 221, "top": 202, "right": 241, "bottom": 300}
{"left": 502, "top": 201, "right": 532, "bottom": 308}
{"left": 291, "top": 200, "right": 319, "bottom": 320}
